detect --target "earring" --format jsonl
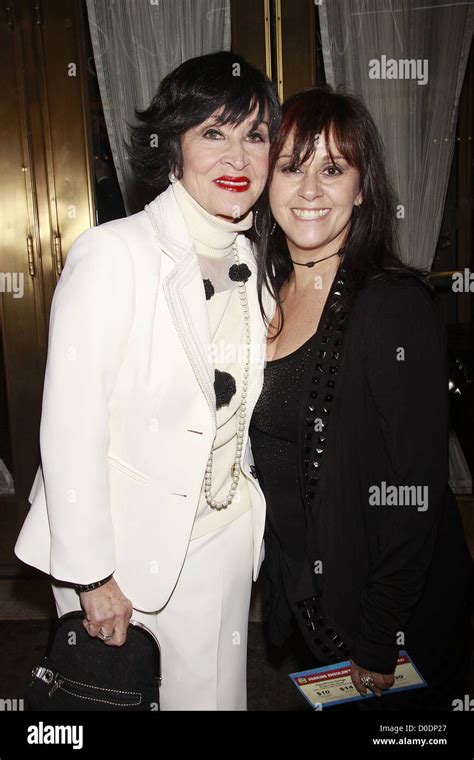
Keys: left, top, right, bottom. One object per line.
{"left": 254, "top": 209, "right": 276, "bottom": 239}
{"left": 168, "top": 171, "right": 177, "bottom": 184}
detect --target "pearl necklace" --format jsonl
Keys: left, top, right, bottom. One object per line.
{"left": 205, "top": 240, "right": 250, "bottom": 510}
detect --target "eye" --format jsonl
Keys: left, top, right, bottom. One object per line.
{"left": 280, "top": 165, "right": 302, "bottom": 174}
{"left": 323, "top": 164, "right": 343, "bottom": 177}
{"left": 203, "top": 128, "right": 224, "bottom": 140}
{"left": 246, "top": 131, "right": 265, "bottom": 143}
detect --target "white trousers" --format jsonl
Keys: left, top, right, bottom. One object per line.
{"left": 51, "top": 508, "right": 254, "bottom": 711}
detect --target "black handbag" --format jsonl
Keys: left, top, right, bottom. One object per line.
{"left": 25, "top": 610, "right": 161, "bottom": 711}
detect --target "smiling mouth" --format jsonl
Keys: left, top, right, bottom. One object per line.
{"left": 213, "top": 176, "right": 251, "bottom": 192}
{"left": 292, "top": 208, "right": 330, "bottom": 220}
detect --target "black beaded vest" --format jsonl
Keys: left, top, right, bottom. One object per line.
{"left": 289, "top": 262, "right": 353, "bottom": 665}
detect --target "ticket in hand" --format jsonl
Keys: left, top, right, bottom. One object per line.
{"left": 289, "top": 651, "right": 426, "bottom": 708}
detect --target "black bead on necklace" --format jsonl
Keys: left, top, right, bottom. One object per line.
{"left": 291, "top": 248, "right": 343, "bottom": 268}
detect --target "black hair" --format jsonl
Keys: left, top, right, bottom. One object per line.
{"left": 125, "top": 51, "right": 280, "bottom": 210}
{"left": 254, "top": 86, "right": 432, "bottom": 338}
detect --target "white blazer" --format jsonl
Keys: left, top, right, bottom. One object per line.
{"left": 15, "top": 185, "right": 276, "bottom": 612}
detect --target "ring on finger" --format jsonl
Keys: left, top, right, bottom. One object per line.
{"left": 359, "top": 673, "right": 375, "bottom": 688}
{"left": 98, "top": 627, "right": 114, "bottom": 641}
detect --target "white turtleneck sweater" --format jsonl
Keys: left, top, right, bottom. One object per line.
{"left": 171, "top": 180, "right": 254, "bottom": 540}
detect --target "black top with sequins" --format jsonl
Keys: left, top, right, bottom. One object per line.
{"left": 250, "top": 331, "right": 317, "bottom": 559}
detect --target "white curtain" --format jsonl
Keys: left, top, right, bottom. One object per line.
{"left": 319, "top": 0, "right": 473, "bottom": 270}
{"left": 86, "top": 0, "right": 231, "bottom": 214}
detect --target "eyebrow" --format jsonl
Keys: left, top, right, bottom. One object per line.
{"left": 201, "top": 119, "right": 270, "bottom": 132}
{"left": 276, "top": 152, "right": 347, "bottom": 161}
{"left": 245, "top": 120, "right": 269, "bottom": 131}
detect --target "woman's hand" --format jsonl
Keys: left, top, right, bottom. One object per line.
{"left": 80, "top": 577, "right": 133, "bottom": 647}
{"left": 350, "top": 659, "right": 395, "bottom": 697}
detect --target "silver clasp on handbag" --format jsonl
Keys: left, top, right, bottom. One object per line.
{"left": 31, "top": 666, "right": 64, "bottom": 696}
{"left": 31, "top": 666, "right": 55, "bottom": 684}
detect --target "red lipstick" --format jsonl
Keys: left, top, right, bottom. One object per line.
{"left": 213, "top": 176, "right": 251, "bottom": 193}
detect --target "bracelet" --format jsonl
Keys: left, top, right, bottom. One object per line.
{"left": 74, "top": 573, "right": 113, "bottom": 593}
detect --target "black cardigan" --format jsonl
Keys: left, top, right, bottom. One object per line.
{"left": 258, "top": 273, "right": 472, "bottom": 676}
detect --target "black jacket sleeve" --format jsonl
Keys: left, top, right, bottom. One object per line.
{"left": 350, "top": 277, "right": 449, "bottom": 673}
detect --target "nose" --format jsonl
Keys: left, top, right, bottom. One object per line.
{"left": 298, "top": 173, "right": 323, "bottom": 202}
{"left": 220, "top": 139, "right": 250, "bottom": 172}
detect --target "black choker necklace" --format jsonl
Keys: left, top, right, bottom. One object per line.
{"left": 291, "top": 248, "right": 343, "bottom": 268}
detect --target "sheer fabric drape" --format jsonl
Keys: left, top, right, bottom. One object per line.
{"left": 319, "top": 0, "right": 473, "bottom": 269}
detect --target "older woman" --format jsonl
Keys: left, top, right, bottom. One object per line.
{"left": 15, "top": 52, "right": 280, "bottom": 710}
{"left": 250, "top": 87, "right": 472, "bottom": 710}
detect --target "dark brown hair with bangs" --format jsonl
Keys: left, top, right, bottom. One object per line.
{"left": 268, "top": 89, "right": 364, "bottom": 183}
{"left": 254, "top": 86, "right": 430, "bottom": 337}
